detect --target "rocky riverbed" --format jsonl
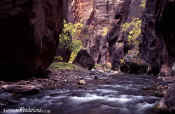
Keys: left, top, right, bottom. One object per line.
{"left": 0, "top": 69, "right": 170, "bottom": 114}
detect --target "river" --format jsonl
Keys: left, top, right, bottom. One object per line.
{"left": 0, "top": 75, "right": 160, "bottom": 114}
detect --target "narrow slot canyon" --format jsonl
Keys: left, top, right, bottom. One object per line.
{"left": 0, "top": 0, "right": 175, "bottom": 114}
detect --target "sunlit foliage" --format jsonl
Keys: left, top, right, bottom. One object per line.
{"left": 122, "top": 17, "right": 142, "bottom": 45}
{"left": 59, "top": 20, "right": 83, "bottom": 49}
{"left": 54, "top": 56, "right": 63, "bottom": 61}
{"left": 50, "top": 62, "right": 79, "bottom": 70}
{"left": 102, "top": 27, "right": 109, "bottom": 37}
{"left": 69, "top": 40, "right": 83, "bottom": 63}
{"left": 140, "top": 0, "right": 146, "bottom": 8}
{"left": 58, "top": 20, "right": 83, "bottom": 62}
{"left": 120, "top": 58, "right": 125, "bottom": 64}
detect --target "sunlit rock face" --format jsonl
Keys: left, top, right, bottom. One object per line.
{"left": 56, "top": 0, "right": 94, "bottom": 62}
{"left": 90, "top": 0, "right": 123, "bottom": 65}
{"left": 140, "top": 0, "right": 175, "bottom": 76}
{"left": 69, "top": 0, "right": 175, "bottom": 75}
{"left": 72, "top": 0, "right": 123, "bottom": 64}
{"left": 0, "top": 0, "right": 64, "bottom": 79}
{"left": 72, "top": 0, "right": 148, "bottom": 71}
{"left": 72, "top": 0, "right": 94, "bottom": 23}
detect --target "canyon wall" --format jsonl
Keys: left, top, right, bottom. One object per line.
{"left": 73, "top": 0, "right": 174, "bottom": 75}
{"left": 0, "top": 0, "right": 64, "bottom": 79}
{"left": 140, "top": 0, "right": 175, "bottom": 75}
{"left": 72, "top": 0, "right": 148, "bottom": 72}
{"left": 74, "top": 0, "right": 125, "bottom": 65}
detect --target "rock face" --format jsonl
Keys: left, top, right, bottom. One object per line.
{"left": 107, "top": 0, "right": 131, "bottom": 69}
{"left": 72, "top": 0, "right": 94, "bottom": 23}
{"left": 140, "top": 0, "right": 175, "bottom": 76}
{"left": 73, "top": 49, "right": 95, "bottom": 70}
{"left": 71, "top": 0, "right": 121, "bottom": 65}
{"left": 71, "top": 0, "right": 148, "bottom": 72}
{"left": 156, "top": 84, "right": 175, "bottom": 113}
{"left": 67, "top": 0, "right": 175, "bottom": 75}
{"left": 0, "top": 0, "right": 64, "bottom": 79}
{"left": 163, "top": 86, "right": 175, "bottom": 112}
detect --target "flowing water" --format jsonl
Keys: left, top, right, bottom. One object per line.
{"left": 0, "top": 75, "right": 160, "bottom": 114}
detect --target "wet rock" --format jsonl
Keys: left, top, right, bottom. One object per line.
{"left": 1, "top": 84, "right": 40, "bottom": 95}
{"left": 159, "top": 64, "right": 172, "bottom": 76}
{"left": 78, "top": 80, "right": 86, "bottom": 85}
{"left": 155, "top": 98, "right": 168, "bottom": 112}
{"left": 73, "top": 49, "right": 95, "bottom": 70}
{"left": 120, "top": 62, "right": 148, "bottom": 74}
{"left": 155, "top": 84, "right": 175, "bottom": 113}
{"left": 0, "top": 0, "right": 64, "bottom": 79}
{"left": 94, "top": 75, "right": 99, "bottom": 80}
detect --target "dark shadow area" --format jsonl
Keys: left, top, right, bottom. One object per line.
{"left": 156, "top": 2, "right": 175, "bottom": 59}
{"left": 0, "top": 14, "right": 38, "bottom": 81}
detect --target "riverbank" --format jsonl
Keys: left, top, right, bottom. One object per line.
{"left": 0, "top": 68, "right": 167, "bottom": 98}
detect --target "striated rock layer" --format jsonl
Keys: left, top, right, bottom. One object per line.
{"left": 0, "top": 0, "right": 64, "bottom": 79}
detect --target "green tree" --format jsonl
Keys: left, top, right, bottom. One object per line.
{"left": 58, "top": 20, "right": 83, "bottom": 62}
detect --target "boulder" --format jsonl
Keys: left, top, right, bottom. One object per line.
{"left": 2, "top": 84, "right": 41, "bottom": 95}
{"left": 155, "top": 84, "right": 175, "bottom": 113}
{"left": 78, "top": 80, "right": 86, "bottom": 85}
{"left": 73, "top": 49, "right": 95, "bottom": 70}
{"left": 0, "top": 0, "right": 64, "bottom": 79}
{"left": 120, "top": 62, "right": 148, "bottom": 74}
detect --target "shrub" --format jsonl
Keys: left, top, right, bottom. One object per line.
{"left": 59, "top": 20, "right": 83, "bottom": 49}
{"left": 102, "top": 27, "right": 109, "bottom": 37}
{"left": 49, "top": 62, "right": 78, "bottom": 70}
{"left": 58, "top": 20, "right": 83, "bottom": 62}
{"left": 140, "top": 0, "right": 146, "bottom": 8}
{"left": 69, "top": 40, "right": 83, "bottom": 63}
{"left": 122, "top": 17, "right": 142, "bottom": 46}
{"left": 54, "top": 56, "right": 63, "bottom": 61}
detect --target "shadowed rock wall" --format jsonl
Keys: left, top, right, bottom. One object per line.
{"left": 140, "top": 0, "right": 175, "bottom": 76}
{"left": 0, "top": 0, "right": 64, "bottom": 79}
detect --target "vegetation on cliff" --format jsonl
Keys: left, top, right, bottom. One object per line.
{"left": 122, "top": 17, "right": 142, "bottom": 46}
{"left": 58, "top": 20, "right": 84, "bottom": 62}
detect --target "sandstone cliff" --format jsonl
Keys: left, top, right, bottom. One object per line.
{"left": 0, "top": 0, "right": 64, "bottom": 79}
{"left": 70, "top": 0, "right": 175, "bottom": 75}
{"left": 71, "top": 0, "right": 148, "bottom": 73}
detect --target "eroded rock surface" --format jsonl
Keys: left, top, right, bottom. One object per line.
{"left": 0, "top": 0, "right": 64, "bottom": 79}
